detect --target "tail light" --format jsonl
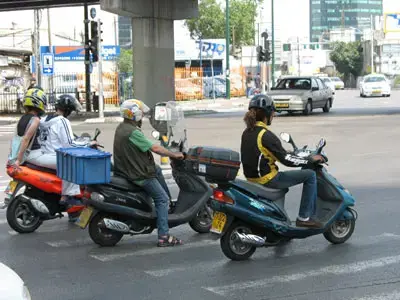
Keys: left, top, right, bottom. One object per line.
{"left": 83, "top": 189, "right": 91, "bottom": 199}
{"left": 213, "top": 189, "right": 234, "bottom": 204}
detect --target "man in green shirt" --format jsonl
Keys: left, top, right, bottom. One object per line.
{"left": 113, "top": 99, "right": 184, "bottom": 247}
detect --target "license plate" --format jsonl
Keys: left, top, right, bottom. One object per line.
{"left": 4, "top": 181, "right": 17, "bottom": 196}
{"left": 210, "top": 212, "right": 227, "bottom": 234}
{"left": 275, "top": 103, "right": 289, "bottom": 108}
{"left": 372, "top": 90, "right": 381, "bottom": 94}
{"left": 76, "top": 207, "right": 93, "bottom": 228}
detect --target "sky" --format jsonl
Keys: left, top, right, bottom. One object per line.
{"left": 0, "top": 0, "right": 397, "bottom": 49}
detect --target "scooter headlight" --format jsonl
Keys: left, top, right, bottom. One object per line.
{"left": 22, "top": 284, "right": 31, "bottom": 300}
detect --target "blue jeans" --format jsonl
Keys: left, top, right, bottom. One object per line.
{"left": 137, "top": 166, "right": 171, "bottom": 237}
{"left": 264, "top": 169, "right": 317, "bottom": 219}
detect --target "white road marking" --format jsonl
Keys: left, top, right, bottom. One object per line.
{"left": 0, "top": 180, "right": 10, "bottom": 184}
{"left": 144, "top": 233, "right": 400, "bottom": 277}
{"left": 90, "top": 239, "right": 219, "bottom": 262}
{"left": 46, "top": 238, "right": 93, "bottom": 248}
{"left": 0, "top": 187, "right": 6, "bottom": 192}
{"left": 352, "top": 291, "right": 400, "bottom": 300}
{"left": 203, "top": 254, "right": 400, "bottom": 296}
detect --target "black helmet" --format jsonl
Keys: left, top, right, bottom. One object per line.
{"left": 55, "top": 94, "right": 82, "bottom": 117}
{"left": 249, "top": 94, "right": 275, "bottom": 125}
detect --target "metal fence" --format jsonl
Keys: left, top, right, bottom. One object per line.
{"left": 0, "top": 67, "right": 247, "bottom": 113}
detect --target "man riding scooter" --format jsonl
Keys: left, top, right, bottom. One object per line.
{"left": 113, "top": 99, "right": 185, "bottom": 247}
{"left": 241, "top": 94, "right": 325, "bottom": 228}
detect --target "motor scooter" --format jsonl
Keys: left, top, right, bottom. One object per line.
{"left": 210, "top": 133, "right": 357, "bottom": 261}
{"left": 76, "top": 102, "right": 214, "bottom": 247}
{"left": 2, "top": 130, "right": 102, "bottom": 233}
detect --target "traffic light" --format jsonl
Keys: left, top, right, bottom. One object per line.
{"left": 90, "top": 20, "right": 103, "bottom": 62}
{"left": 257, "top": 46, "right": 264, "bottom": 62}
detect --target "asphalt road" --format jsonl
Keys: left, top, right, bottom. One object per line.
{"left": 0, "top": 90, "right": 400, "bottom": 300}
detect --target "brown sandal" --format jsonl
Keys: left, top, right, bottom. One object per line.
{"left": 157, "top": 235, "right": 183, "bottom": 247}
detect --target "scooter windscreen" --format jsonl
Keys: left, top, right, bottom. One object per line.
{"left": 151, "top": 101, "right": 187, "bottom": 151}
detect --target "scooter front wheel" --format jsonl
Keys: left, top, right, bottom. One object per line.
{"left": 220, "top": 222, "right": 257, "bottom": 261}
{"left": 88, "top": 213, "right": 124, "bottom": 247}
{"left": 189, "top": 203, "right": 213, "bottom": 234}
{"left": 6, "top": 196, "right": 42, "bottom": 233}
{"left": 323, "top": 219, "right": 355, "bottom": 244}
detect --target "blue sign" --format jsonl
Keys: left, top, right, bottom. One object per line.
{"left": 41, "top": 52, "right": 54, "bottom": 76}
{"left": 40, "top": 45, "right": 120, "bottom": 62}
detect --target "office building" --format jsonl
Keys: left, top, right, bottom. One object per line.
{"left": 310, "top": 0, "right": 383, "bottom": 42}
{"left": 118, "top": 16, "right": 132, "bottom": 49}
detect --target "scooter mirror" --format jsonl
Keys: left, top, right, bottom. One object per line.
{"left": 317, "top": 138, "right": 326, "bottom": 149}
{"left": 280, "top": 132, "right": 291, "bottom": 143}
{"left": 94, "top": 128, "right": 101, "bottom": 140}
{"left": 151, "top": 130, "right": 160, "bottom": 140}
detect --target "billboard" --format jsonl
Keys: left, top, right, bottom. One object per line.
{"left": 40, "top": 45, "right": 120, "bottom": 61}
{"left": 384, "top": 13, "right": 400, "bottom": 33}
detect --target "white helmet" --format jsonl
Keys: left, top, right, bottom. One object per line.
{"left": 120, "top": 99, "right": 150, "bottom": 122}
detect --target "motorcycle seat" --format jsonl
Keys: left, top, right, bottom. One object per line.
{"left": 232, "top": 179, "right": 289, "bottom": 201}
{"left": 109, "top": 174, "right": 144, "bottom": 192}
{"left": 23, "top": 163, "right": 57, "bottom": 175}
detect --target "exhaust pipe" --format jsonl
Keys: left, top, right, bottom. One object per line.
{"left": 102, "top": 218, "right": 130, "bottom": 233}
{"left": 236, "top": 233, "right": 266, "bottom": 247}
{"left": 21, "top": 195, "right": 50, "bottom": 215}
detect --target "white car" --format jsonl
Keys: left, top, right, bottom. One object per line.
{"left": 0, "top": 263, "right": 31, "bottom": 300}
{"left": 360, "top": 75, "right": 391, "bottom": 97}
{"left": 320, "top": 77, "right": 336, "bottom": 94}
{"left": 331, "top": 77, "right": 345, "bottom": 90}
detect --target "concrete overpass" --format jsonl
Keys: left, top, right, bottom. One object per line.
{"left": 0, "top": 0, "right": 199, "bottom": 108}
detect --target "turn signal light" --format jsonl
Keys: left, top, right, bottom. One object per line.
{"left": 213, "top": 190, "right": 234, "bottom": 204}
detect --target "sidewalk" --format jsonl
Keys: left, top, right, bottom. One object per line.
{"left": 0, "top": 97, "right": 249, "bottom": 125}
{"left": 84, "top": 97, "right": 249, "bottom": 124}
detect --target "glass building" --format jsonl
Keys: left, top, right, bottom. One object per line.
{"left": 310, "top": 0, "right": 383, "bottom": 42}
{"left": 118, "top": 16, "right": 132, "bottom": 49}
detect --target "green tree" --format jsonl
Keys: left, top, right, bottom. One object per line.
{"left": 118, "top": 49, "right": 133, "bottom": 74}
{"left": 185, "top": 0, "right": 261, "bottom": 46}
{"left": 329, "top": 42, "right": 363, "bottom": 81}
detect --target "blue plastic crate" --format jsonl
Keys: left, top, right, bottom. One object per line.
{"left": 56, "top": 147, "right": 112, "bottom": 185}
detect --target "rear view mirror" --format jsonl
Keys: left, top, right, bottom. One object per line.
{"left": 280, "top": 132, "right": 291, "bottom": 143}
{"left": 312, "top": 87, "right": 319, "bottom": 91}
{"left": 152, "top": 130, "right": 160, "bottom": 140}
{"left": 317, "top": 138, "right": 326, "bottom": 149}
{"left": 94, "top": 128, "right": 101, "bottom": 140}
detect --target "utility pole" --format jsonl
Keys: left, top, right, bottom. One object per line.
{"left": 97, "top": 19, "right": 104, "bottom": 119}
{"left": 297, "top": 37, "right": 301, "bottom": 76}
{"left": 11, "top": 22, "right": 16, "bottom": 47}
{"left": 271, "top": 0, "right": 275, "bottom": 87}
{"left": 225, "top": 0, "right": 231, "bottom": 99}
{"left": 370, "top": 14, "right": 374, "bottom": 74}
{"left": 47, "top": 8, "right": 54, "bottom": 97}
{"left": 84, "top": 1, "right": 91, "bottom": 112}
{"left": 34, "top": 9, "right": 42, "bottom": 87}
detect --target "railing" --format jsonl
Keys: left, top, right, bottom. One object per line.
{"left": 0, "top": 67, "right": 247, "bottom": 113}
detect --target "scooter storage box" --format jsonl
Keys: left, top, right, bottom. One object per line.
{"left": 185, "top": 147, "right": 240, "bottom": 182}
{"left": 56, "top": 147, "right": 112, "bottom": 185}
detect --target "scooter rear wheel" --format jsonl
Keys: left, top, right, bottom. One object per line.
{"left": 323, "top": 219, "right": 355, "bottom": 244}
{"left": 6, "top": 196, "right": 42, "bottom": 233}
{"left": 220, "top": 222, "right": 257, "bottom": 261}
{"left": 89, "top": 213, "right": 124, "bottom": 247}
{"left": 189, "top": 204, "right": 213, "bottom": 234}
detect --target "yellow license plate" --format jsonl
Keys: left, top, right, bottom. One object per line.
{"left": 275, "top": 103, "right": 289, "bottom": 108}
{"left": 372, "top": 90, "right": 381, "bottom": 94}
{"left": 210, "top": 212, "right": 227, "bottom": 234}
{"left": 4, "top": 181, "right": 17, "bottom": 195}
{"left": 76, "top": 207, "right": 94, "bottom": 228}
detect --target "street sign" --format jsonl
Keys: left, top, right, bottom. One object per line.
{"left": 40, "top": 46, "right": 120, "bottom": 61}
{"left": 41, "top": 52, "right": 54, "bottom": 76}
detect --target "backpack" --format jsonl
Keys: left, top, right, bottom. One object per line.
{"left": 7, "top": 117, "right": 36, "bottom": 165}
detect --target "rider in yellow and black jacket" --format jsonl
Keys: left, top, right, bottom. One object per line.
{"left": 241, "top": 94, "right": 325, "bottom": 228}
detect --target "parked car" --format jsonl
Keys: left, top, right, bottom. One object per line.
{"left": 360, "top": 74, "right": 391, "bottom": 97}
{"left": 269, "top": 76, "right": 333, "bottom": 115}
{"left": 0, "top": 263, "right": 31, "bottom": 300}
{"left": 203, "top": 77, "right": 226, "bottom": 98}
{"left": 320, "top": 77, "right": 336, "bottom": 94}
{"left": 331, "top": 77, "right": 345, "bottom": 90}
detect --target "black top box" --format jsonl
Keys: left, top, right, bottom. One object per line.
{"left": 185, "top": 146, "right": 241, "bottom": 183}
